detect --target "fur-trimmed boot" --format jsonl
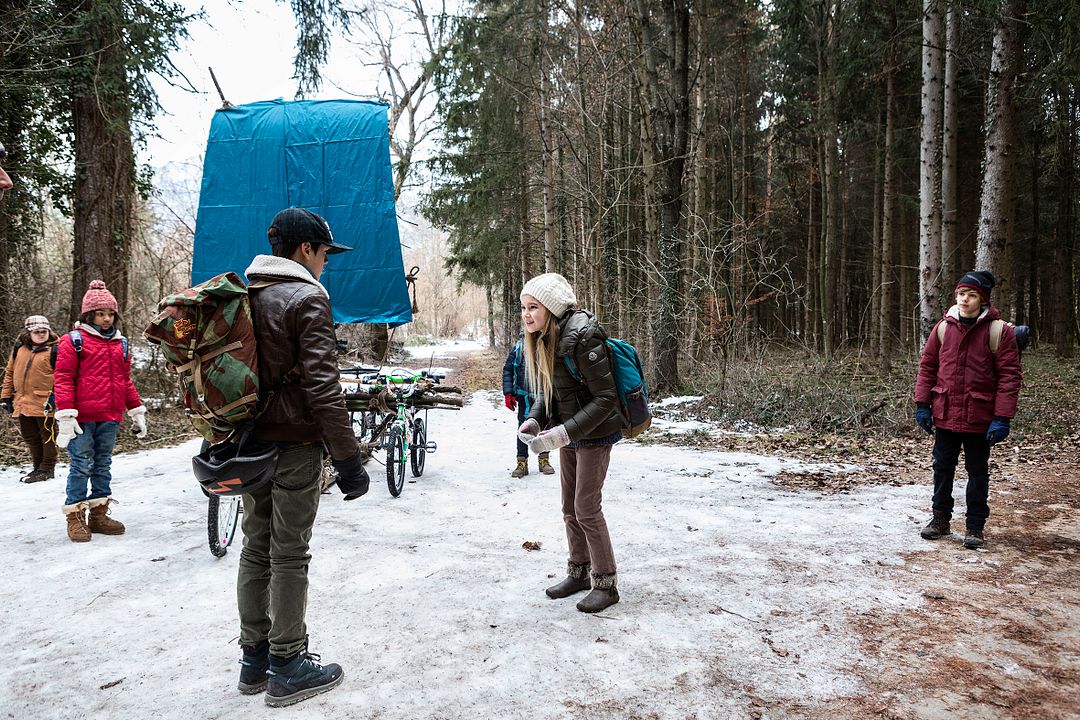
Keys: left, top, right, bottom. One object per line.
{"left": 87, "top": 497, "right": 125, "bottom": 535}
{"left": 64, "top": 502, "right": 91, "bottom": 543}
{"left": 576, "top": 572, "right": 620, "bottom": 613}
{"left": 920, "top": 511, "right": 951, "bottom": 540}
{"left": 545, "top": 560, "right": 591, "bottom": 599}
{"left": 510, "top": 458, "right": 528, "bottom": 478}
{"left": 537, "top": 453, "right": 555, "bottom": 475}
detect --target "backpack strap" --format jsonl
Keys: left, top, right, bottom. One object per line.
{"left": 65, "top": 328, "right": 130, "bottom": 362}
{"left": 936, "top": 320, "right": 946, "bottom": 345}
{"left": 989, "top": 319, "right": 1008, "bottom": 354}
{"left": 50, "top": 345, "right": 59, "bottom": 368}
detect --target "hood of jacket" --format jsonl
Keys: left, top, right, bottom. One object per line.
{"left": 245, "top": 255, "right": 329, "bottom": 298}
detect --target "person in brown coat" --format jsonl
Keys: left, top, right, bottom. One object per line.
{"left": 1, "top": 315, "right": 60, "bottom": 482}
{"left": 913, "top": 271, "right": 1023, "bottom": 549}
{"left": 517, "top": 272, "right": 625, "bottom": 613}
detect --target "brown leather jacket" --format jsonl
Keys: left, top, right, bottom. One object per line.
{"left": 528, "top": 310, "right": 624, "bottom": 441}
{"left": 245, "top": 255, "right": 359, "bottom": 461}
{"left": 1, "top": 333, "right": 59, "bottom": 418}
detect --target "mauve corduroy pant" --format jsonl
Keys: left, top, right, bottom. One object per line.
{"left": 559, "top": 444, "right": 616, "bottom": 575}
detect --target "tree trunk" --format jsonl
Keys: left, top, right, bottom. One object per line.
{"left": 879, "top": 12, "right": 898, "bottom": 372}
{"left": 537, "top": 0, "right": 557, "bottom": 271}
{"left": 940, "top": 0, "right": 960, "bottom": 282}
{"left": 975, "top": 0, "right": 1026, "bottom": 313}
{"left": 918, "top": 0, "right": 944, "bottom": 342}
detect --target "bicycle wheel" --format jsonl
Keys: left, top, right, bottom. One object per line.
{"left": 410, "top": 418, "right": 426, "bottom": 477}
{"left": 386, "top": 426, "right": 406, "bottom": 497}
{"left": 208, "top": 494, "right": 242, "bottom": 557}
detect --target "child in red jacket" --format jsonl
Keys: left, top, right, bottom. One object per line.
{"left": 54, "top": 280, "right": 148, "bottom": 542}
{"left": 913, "top": 271, "right": 1022, "bottom": 549}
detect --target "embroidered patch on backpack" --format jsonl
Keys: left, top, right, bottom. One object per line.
{"left": 588, "top": 351, "right": 598, "bottom": 361}
{"left": 173, "top": 318, "right": 195, "bottom": 340}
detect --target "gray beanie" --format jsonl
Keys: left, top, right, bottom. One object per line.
{"left": 521, "top": 273, "right": 577, "bottom": 318}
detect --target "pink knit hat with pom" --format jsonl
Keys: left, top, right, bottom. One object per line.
{"left": 81, "top": 279, "right": 119, "bottom": 314}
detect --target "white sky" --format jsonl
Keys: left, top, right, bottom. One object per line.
{"left": 144, "top": 0, "right": 387, "bottom": 168}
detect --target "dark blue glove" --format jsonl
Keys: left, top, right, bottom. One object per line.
{"left": 986, "top": 417, "right": 1010, "bottom": 445}
{"left": 915, "top": 404, "right": 934, "bottom": 435}
{"left": 0, "top": 398, "right": 12, "bottom": 415}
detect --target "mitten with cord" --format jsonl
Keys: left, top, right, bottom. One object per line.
{"left": 56, "top": 409, "right": 82, "bottom": 447}
{"left": 128, "top": 405, "right": 148, "bottom": 439}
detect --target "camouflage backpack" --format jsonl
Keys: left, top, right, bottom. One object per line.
{"left": 144, "top": 272, "right": 262, "bottom": 444}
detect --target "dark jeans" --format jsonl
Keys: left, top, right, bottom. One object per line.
{"left": 931, "top": 427, "right": 991, "bottom": 531}
{"left": 64, "top": 420, "right": 120, "bottom": 506}
{"left": 237, "top": 444, "right": 324, "bottom": 658}
{"left": 18, "top": 415, "right": 57, "bottom": 473}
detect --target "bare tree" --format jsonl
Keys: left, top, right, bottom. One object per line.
{"left": 975, "top": 0, "right": 1026, "bottom": 312}
{"left": 918, "top": 0, "right": 944, "bottom": 341}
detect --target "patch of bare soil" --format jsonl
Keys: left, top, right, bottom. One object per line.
{"left": 716, "top": 432, "right": 1080, "bottom": 719}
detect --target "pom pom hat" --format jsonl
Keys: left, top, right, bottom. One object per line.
{"left": 955, "top": 270, "right": 995, "bottom": 304}
{"left": 24, "top": 315, "right": 50, "bottom": 332}
{"left": 521, "top": 273, "right": 578, "bottom": 319}
{"left": 81, "top": 279, "right": 119, "bottom": 314}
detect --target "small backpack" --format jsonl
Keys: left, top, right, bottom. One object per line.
{"left": 144, "top": 272, "right": 261, "bottom": 444}
{"left": 936, "top": 319, "right": 1031, "bottom": 354}
{"left": 564, "top": 337, "right": 652, "bottom": 438}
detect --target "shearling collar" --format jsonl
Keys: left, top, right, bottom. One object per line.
{"left": 944, "top": 304, "right": 994, "bottom": 324}
{"left": 245, "top": 255, "right": 329, "bottom": 298}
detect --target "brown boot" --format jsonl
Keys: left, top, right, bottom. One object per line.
{"left": 545, "top": 561, "right": 591, "bottom": 599}
{"left": 88, "top": 498, "right": 125, "bottom": 535}
{"left": 920, "top": 511, "right": 951, "bottom": 540}
{"left": 537, "top": 454, "right": 555, "bottom": 475}
{"left": 64, "top": 502, "right": 91, "bottom": 543}
{"left": 577, "top": 572, "right": 620, "bottom": 613}
{"left": 510, "top": 458, "right": 528, "bottom": 478}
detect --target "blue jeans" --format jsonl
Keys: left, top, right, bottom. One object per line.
{"left": 65, "top": 421, "right": 120, "bottom": 506}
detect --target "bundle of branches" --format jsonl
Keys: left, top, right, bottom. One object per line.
{"left": 343, "top": 389, "right": 463, "bottom": 412}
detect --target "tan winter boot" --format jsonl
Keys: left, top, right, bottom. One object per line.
{"left": 510, "top": 458, "right": 528, "bottom": 478}
{"left": 87, "top": 497, "right": 125, "bottom": 535}
{"left": 538, "top": 454, "right": 555, "bottom": 475}
{"left": 64, "top": 502, "right": 91, "bottom": 543}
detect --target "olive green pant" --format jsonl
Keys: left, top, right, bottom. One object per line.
{"left": 237, "top": 444, "right": 324, "bottom": 658}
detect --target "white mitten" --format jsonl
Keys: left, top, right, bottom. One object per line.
{"left": 527, "top": 424, "right": 570, "bottom": 454}
{"left": 55, "top": 409, "right": 82, "bottom": 448}
{"left": 128, "top": 405, "right": 148, "bottom": 439}
{"left": 517, "top": 418, "right": 540, "bottom": 445}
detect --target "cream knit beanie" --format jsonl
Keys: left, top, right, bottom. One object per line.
{"left": 521, "top": 273, "right": 577, "bottom": 318}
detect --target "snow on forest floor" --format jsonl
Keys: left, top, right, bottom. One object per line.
{"left": 1, "top": 346, "right": 1073, "bottom": 719}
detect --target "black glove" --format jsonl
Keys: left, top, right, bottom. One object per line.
{"left": 915, "top": 403, "right": 934, "bottom": 435}
{"left": 0, "top": 398, "right": 12, "bottom": 415}
{"left": 333, "top": 451, "right": 370, "bottom": 500}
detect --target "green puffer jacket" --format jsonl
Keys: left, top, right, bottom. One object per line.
{"left": 528, "top": 309, "right": 625, "bottom": 441}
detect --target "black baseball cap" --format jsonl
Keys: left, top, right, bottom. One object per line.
{"left": 267, "top": 207, "right": 353, "bottom": 254}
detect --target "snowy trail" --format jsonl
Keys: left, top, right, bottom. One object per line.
{"left": 2, "top": 379, "right": 930, "bottom": 719}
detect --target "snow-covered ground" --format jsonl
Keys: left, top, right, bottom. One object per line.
{"left": 1, "top": 376, "right": 931, "bottom": 718}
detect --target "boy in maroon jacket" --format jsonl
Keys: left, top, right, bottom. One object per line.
{"left": 913, "top": 271, "right": 1023, "bottom": 549}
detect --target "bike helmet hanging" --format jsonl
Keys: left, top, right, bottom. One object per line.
{"left": 192, "top": 429, "right": 279, "bottom": 496}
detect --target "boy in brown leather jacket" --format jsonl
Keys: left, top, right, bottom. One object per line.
{"left": 234, "top": 207, "right": 369, "bottom": 707}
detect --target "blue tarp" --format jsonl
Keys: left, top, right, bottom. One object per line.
{"left": 192, "top": 98, "right": 413, "bottom": 326}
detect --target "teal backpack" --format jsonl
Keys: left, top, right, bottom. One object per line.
{"left": 563, "top": 338, "right": 652, "bottom": 438}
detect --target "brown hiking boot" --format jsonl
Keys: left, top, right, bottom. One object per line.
{"left": 920, "top": 512, "right": 951, "bottom": 540}
{"left": 88, "top": 498, "right": 125, "bottom": 535}
{"left": 964, "top": 529, "right": 985, "bottom": 549}
{"left": 510, "top": 458, "right": 528, "bottom": 478}
{"left": 538, "top": 454, "right": 555, "bottom": 475}
{"left": 64, "top": 502, "right": 91, "bottom": 543}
